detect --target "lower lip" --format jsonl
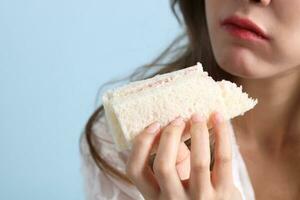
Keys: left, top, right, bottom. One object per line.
{"left": 221, "top": 24, "right": 268, "bottom": 42}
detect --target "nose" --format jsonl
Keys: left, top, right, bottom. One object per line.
{"left": 246, "top": 0, "right": 271, "bottom": 6}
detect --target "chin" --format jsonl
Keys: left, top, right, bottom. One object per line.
{"left": 213, "top": 47, "right": 269, "bottom": 79}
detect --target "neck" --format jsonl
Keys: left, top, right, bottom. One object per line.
{"left": 232, "top": 68, "right": 300, "bottom": 154}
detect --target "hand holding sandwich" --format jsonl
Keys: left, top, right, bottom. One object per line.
{"left": 104, "top": 63, "right": 256, "bottom": 199}
{"left": 126, "top": 112, "right": 243, "bottom": 200}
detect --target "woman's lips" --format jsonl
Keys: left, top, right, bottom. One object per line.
{"left": 220, "top": 16, "right": 270, "bottom": 42}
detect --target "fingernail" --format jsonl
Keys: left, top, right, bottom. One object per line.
{"left": 171, "top": 117, "right": 184, "bottom": 126}
{"left": 191, "top": 113, "right": 205, "bottom": 123}
{"left": 215, "top": 112, "right": 223, "bottom": 124}
{"left": 147, "top": 122, "right": 160, "bottom": 133}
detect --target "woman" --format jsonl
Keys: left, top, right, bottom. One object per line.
{"left": 80, "top": 0, "right": 300, "bottom": 199}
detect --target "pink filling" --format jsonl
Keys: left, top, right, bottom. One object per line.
{"left": 124, "top": 66, "right": 200, "bottom": 95}
{"left": 143, "top": 67, "right": 199, "bottom": 89}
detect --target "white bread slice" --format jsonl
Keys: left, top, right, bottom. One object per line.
{"left": 102, "top": 62, "right": 257, "bottom": 151}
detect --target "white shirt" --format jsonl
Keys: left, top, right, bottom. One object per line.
{"left": 80, "top": 115, "right": 255, "bottom": 200}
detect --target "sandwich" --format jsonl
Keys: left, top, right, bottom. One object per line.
{"left": 102, "top": 62, "right": 257, "bottom": 152}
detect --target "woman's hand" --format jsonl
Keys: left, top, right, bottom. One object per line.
{"left": 125, "top": 112, "right": 242, "bottom": 200}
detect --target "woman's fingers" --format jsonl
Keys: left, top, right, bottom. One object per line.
{"left": 153, "top": 117, "right": 187, "bottom": 198}
{"left": 211, "top": 112, "right": 233, "bottom": 189}
{"left": 126, "top": 122, "right": 161, "bottom": 199}
{"left": 189, "top": 113, "right": 213, "bottom": 196}
{"left": 127, "top": 112, "right": 238, "bottom": 200}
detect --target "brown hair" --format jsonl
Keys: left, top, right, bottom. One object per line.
{"left": 80, "top": 0, "right": 234, "bottom": 186}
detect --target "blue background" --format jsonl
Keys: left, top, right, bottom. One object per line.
{"left": 0, "top": 0, "right": 180, "bottom": 199}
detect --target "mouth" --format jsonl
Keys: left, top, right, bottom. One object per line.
{"left": 220, "top": 15, "right": 270, "bottom": 41}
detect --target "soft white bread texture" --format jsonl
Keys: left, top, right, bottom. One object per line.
{"left": 102, "top": 62, "right": 258, "bottom": 151}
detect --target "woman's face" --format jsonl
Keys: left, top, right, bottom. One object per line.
{"left": 205, "top": 0, "right": 300, "bottom": 79}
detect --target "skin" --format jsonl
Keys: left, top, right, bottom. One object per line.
{"left": 126, "top": 0, "right": 300, "bottom": 199}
